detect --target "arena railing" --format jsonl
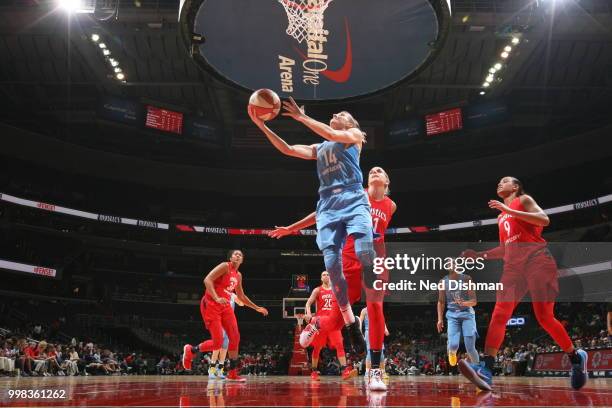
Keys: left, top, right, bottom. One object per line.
{"left": 1, "top": 191, "right": 611, "bottom": 235}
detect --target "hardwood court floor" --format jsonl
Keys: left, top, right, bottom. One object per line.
{"left": 0, "top": 374, "right": 610, "bottom": 407}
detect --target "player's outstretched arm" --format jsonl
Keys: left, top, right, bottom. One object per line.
{"left": 235, "top": 272, "right": 268, "bottom": 316}
{"left": 282, "top": 97, "right": 364, "bottom": 145}
{"left": 248, "top": 106, "right": 316, "bottom": 160}
{"left": 268, "top": 211, "right": 316, "bottom": 239}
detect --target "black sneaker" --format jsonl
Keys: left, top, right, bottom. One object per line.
{"left": 346, "top": 316, "right": 366, "bottom": 357}
{"left": 570, "top": 349, "right": 588, "bottom": 390}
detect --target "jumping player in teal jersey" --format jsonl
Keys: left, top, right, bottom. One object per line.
{"left": 249, "top": 98, "right": 371, "bottom": 357}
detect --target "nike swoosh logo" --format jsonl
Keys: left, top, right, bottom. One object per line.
{"left": 293, "top": 18, "right": 353, "bottom": 83}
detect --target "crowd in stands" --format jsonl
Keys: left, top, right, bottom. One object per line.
{"left": 0, "top": 324, "right": 156, "bottom": 377}
{"left": 0, "top": 322, "right": 293, "bottom": 378}
{"left": 0, "top": 297, "right": 608, "bottom": 378}
{"left": 313, "top": 302, "right": 610, "bottom": 377}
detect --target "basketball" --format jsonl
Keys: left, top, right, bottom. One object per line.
{"left": 249, "top": 89, "right": 281, "bottom": 121}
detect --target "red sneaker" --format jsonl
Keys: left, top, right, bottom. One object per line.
{"left": 227, "top": 368, "right": 246, "bottom": 382}
{"left": 182, "top": 344, "right": 194, "bottom": 371}
{"left": 341, "top": 366, "right": 357, "bottom": 380}
{"left": 310, "top": 370, "right": 320, "bottom": 381}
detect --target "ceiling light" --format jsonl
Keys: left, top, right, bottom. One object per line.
{"left": 102, "top": 49, "right": 110, "bottom": 56}
{"left": 91, "top": 34, "right": 100, "bottom": 42}
{"left": 483, "top": 82, "right": 490, "bottom": 87}
{"left": 511, "top": 37, "right": 520, "bottom": 45}
{"left": 489, "top": 67, "right": 496, "bottom": 74}
{"left": 99, "top": 43, "right": 106, "bottom": 49}
{"left": 110, "top": 59, "right": 119, "bottom": 67}
{"left": 504, "top": 46, "right": 512, "bottom": 52}
{"left": 486, "top": 75, "right": 494, "bottom": 82}
{"left": 501, "top": 51, "right": 509, "bottom": 59}
{"left": 58, "top": 0, "right": 81, "bottom": 13}
{"left": 116, "top": 73, "right": 125, "bottom": 80}
{"left": 480, "top": 91, "right": 485, "bottom": 95}
{"left": 494, "top": 63, "right": 502, "bottom": 70}
{"left": 114, "top": 67, "right": 122, "bottom": 73}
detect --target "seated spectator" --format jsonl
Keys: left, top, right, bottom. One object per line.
{"left": 157, "top": 356, "right": 172, "bottom": 375}
{"left": 63, "top": 346, "right": 80, "bottom": 376}
{"left": 14, "top": 339, "right": 34, "bottom": 376}
{"left": 84, "top": 347, "right": 110, "bottom": 375}
{"left": 407, "top": 364, "right": 419, "bottom": 375}
{"left": 122, "top": 353, "right": 136, "bottom": 375}
{"left": 45, "top": 344, "right": 64, "bottom": 375}
{"left": 32, "top": 341, "right": 49, "bottom": 376}
{"left": 0, "top": 340, "right": 16, "bottom": 376}
{"left": 101, "top": 349, "right": 120, "bottom": 374}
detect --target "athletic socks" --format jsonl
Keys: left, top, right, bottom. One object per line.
{"left": 370, "top": 349, "right": 382, "bottom": 369}
{"left": 567, "top": 349, "right": 581, "bottom": 365}
{"left": 483, "top": 355, "right": 495, "bottom": 371}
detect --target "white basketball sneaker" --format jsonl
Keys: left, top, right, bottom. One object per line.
{"left": 367, "top": 368, "right": 387, "bottom": 391}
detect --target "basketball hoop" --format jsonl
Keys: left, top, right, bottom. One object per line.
{"left": 277, "top": 0, "right": 333, "bottom": 44}
{"left": 296, "top": 313, "right": 305, "bottom": 328}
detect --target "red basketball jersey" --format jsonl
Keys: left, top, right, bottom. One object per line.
{"left": 344, "top": 192, "right": 395, "bottom": 260}
{"left": 205, "top": 261, "right": 239, "bottom": 302}
{"left": 498, "top": 197, "right": 546, "bottom": 265}
{"left": 316, "top": 286, "right": 335, "bottom": 316}
{"left": 498, "top": 197, "right": 545, "bottom": 244}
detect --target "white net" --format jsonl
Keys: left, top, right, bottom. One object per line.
{"left": 277, "top": 0, "right": 333, "bottom": 44}
{"left": 296, "top": 314, "right": 305, "bottom": 328}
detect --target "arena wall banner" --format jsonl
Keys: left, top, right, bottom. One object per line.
{"left": 1, "top": 192, "right": 611, "bottom": 235}
{"left": 531, "top": 348, "right": 612, "bottom": 378}
{"left": 386, "top": 118, "right": 424, "bottom": 146}
{"left": 98, "top": 96, "right": 141, "bottom": 125}
{"left": 0, "top": 259, "right": 57, "bottom": 279}
{"left": 0, "top": 193, "right": 98, "bottom": 220}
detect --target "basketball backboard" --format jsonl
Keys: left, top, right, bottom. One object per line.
{"left": 180, "top": 0, "right": 451, "bottom": 101}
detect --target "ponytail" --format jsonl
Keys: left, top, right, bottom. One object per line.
{"left": 510, "top": 177, "right": 525, "bottom": 196}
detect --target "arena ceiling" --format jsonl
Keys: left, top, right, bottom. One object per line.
{"left": 0, "top": 0, "right": 611, "bottom": 158}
